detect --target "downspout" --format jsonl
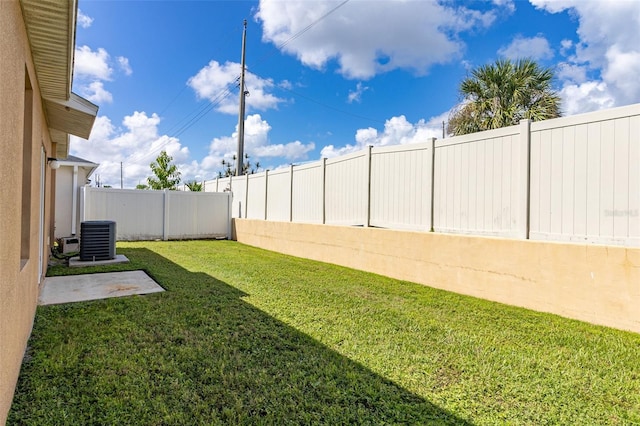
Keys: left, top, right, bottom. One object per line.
{"left": 71, "top": 165, "right": 78, "bottom": 235}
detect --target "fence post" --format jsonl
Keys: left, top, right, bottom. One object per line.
{"left": 264, "top": 170, "right": 269, "bottom": 220}
{"left": 289, "top": 164, "right": 294, "bottom": 222}
{"left": 163, "top": 189, "right": 170, "bottom": 241}
{"left": 366, "top": 145, "right": 372, "bottom": 227}
{"left": 427, "top": 137, "right": 436, "bottom": 232}
{"left": 227, "top": 192, "right": 233, "bottom": 240}
{"left": 244, "top": 173, "right": 249, "bottom": 219}
{"left": 79, "top": 186, "right": 87, "bottom": 223}
{"left": 517, "top": 119, "right": 532, "bottom": 239}
{"left": 322, "top": 157, "right": 327, "bottom": 225}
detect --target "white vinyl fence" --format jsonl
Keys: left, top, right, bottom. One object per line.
{"left": 80, "top": 187, "right": 232, "bottom": 240}
{"left": 204, "top": 103, "right": 640, "bottom": 247}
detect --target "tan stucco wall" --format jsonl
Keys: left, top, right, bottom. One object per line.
{"left": 234, "top": 219, "right": 640, "bottom": 334}
{"left": 0, "top": 0, "right": 56, "bottom": 422}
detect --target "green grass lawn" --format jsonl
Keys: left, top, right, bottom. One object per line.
{"left": 9, "top": 240, "right": 640, "bottom": 425}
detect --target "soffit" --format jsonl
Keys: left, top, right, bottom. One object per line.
{"left": 20, "top": 0, "right": 76, "bottom": 100}
{"left": 20, "top": 0, "right": 98, "bottom": 159}
{"left": 45, "top": 93, "right": 98, "bottom": 140}
{"left": 50, "top": 129, "right": 69, "bottom": 158}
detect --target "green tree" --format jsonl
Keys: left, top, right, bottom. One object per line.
{"left": 185, "top": 180, "right": 203, "bottom": 192}
{"left": 448, "top": 58, "right": 561, "bottom": 136}
{"left": 135, "top": 183, "right": 149, "bottom": 190}
{"left": 147, "top": 150, "right": 181, "bottom": 190}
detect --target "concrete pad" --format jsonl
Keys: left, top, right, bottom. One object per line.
{"left": 69, "top": 254, "right": 130, "bottom": 268}
{"left": 39, "top": 270, "right": 164, "bottom": 306}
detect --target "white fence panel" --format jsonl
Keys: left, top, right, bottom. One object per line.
{"left": 165, "top": 191, "right": 230, "bottom": 239}
{"left": 370, "top": 141, "right": 433, "bottom": 230}
{"left": 229, "top": 177, "right": 246, "bottom": 219}
{"left": 82, "top": 187, "right": 165, "bottom": 240}
{"left": 266, "top": 168, "right": 291, "bottom": 222}
{"left": 530, "top": 104, "right": 640, "bottom": 246}
{"left": 325, "top": 151, "right": 368, "bottom": 226}
{"left": 202, "top": 177, "right": 223, "bottom": 193}
{"left": 219, "top": 103, "right": 638, "bottom": 247}
{"left": 433, "top": 125, "right": 523, "bottom": 237}
{"left": 203, "top": 176, "right": 248, "bottom": 219}
{"left": 246, "top": 173, "right": 266, "bottom": 220}
{"left": 292, "top": 162, "right": 324, "bottom": 223}
{"left": 81, "top": 187, "right": 231, "bottom": 240}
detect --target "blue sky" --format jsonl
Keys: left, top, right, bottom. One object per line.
{"left": 69, "top": 0, "right": 640, "bottom": 188}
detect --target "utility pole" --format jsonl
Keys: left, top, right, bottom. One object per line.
{"left": 120, "top": 162, "right": 123, "bottom": 188}
{"left": 236, "top": 19, "right": 248, "bottom": 176}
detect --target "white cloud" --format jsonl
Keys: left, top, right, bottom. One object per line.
{"left": 491, "top": 0, "right": 515, "bottom": 13}
{"left": 559, "top": 81, "right": 615, "bottom": 115}
{"left": 70, "top": 112, "right": 190, "bottom": 188}
{"left": 188, "top": 60, "right": 285, "bottom": 114}
{"left": 530, "top": 0, "right": 640, "bottom": 111}
{"left": 255, "top": 140, "right": 315, "bottom": 160}
{"left": 73, "top": 46, "right": 132, "bottom": 106}
{"left": 602, "top": 45, "right": 640, "bottom": 100}
{"left": 74, "top": 45, "right": 113, "bottom": 80}
{"left": 320, "top": 114, "right": 443, "bottom": 158}
{"left": 255, "top": 0, "right": 505, "bottom": 79}
{"left": 77, "top": 9, "right": 93, "bottom": 29}
{"left": 279, "top": 80, "right": 293, "bottom": 90}
{"left": 560, "top": 39, "right": 573, "bottom": 56}
{"left": 81, "top": 81, "right": 113, "bottom": 104}
{"left": 201, "top": 114, "right": 315, "bottom": 174}
{"left": 72, "top": 112, "right": 314, "bottom": 185}
{"left": 347, "top": 82, "right": 369, "bottom": 104}
{"left": 117, "top": 56, "right": 133, "bottom": 76}
{"left": 498, "top": 34, "right": 554, "bottom": 60}
{"left": 556, "top": 62, "right": 587, "bottom": 84}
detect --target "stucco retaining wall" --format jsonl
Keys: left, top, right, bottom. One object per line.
{"left": 233, "top": 219, "right": 640, "bottom": 333}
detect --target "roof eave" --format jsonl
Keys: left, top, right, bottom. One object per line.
{"left": 20, "top": 0, "right": 97, "bottom": 159}
{"left": 45, "top": 92, "right": 98, "bottom": 140}
{"left": 20, "top": 0, "right": 77, "bottom": 100}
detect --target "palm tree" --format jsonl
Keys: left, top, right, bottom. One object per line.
{"left": 185, "top": 180, "right": 203, "bottom": 192}
{"left": 448, "top": 58, "right": 561, "bottom": 136}
{"left": 219, "top": 154, "right": 261, "bottom": 176}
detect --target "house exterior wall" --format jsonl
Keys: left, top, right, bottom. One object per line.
{"left": 54, "top": 165, "right": 92, "bottom": 238}
{"left": 233, "top": 219, "right": 640, "bottom": 334}
{"left": 0, "top": 1, "right": 56, "bottom": 422}
{"left": 54, "top": 165, "right": 74, "bottom": 237}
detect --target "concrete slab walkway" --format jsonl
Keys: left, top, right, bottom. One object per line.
{"left": 69, "top": 254, "right": 130, "bottom": 268}
{"left": 39, "top": 271, "right": 165, "bottom": 306}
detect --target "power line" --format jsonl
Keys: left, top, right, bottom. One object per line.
{"left": 126, "top": 1, "right": 357, "bottom": 168}
{"left": 271, "top": 79, "right": 385, "bottom": 125}
{"left": 155, "top": 1, "right": 354, "bottom": 146}
{"left": 155, "top": 20, "right": 246, "bottom": 122}
{"left": 123, "top": 89, "right": 233, "bottom": 166}
{"left": 250, "top": 0, "right": 352, "bottom": 71}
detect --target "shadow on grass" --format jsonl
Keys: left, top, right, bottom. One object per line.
{"left": 10, "top": 248, "right": 471, "bottom": 425}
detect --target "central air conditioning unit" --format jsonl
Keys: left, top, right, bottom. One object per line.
{"left": 80, "top": 220, "right": 116, "bottom": 261}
